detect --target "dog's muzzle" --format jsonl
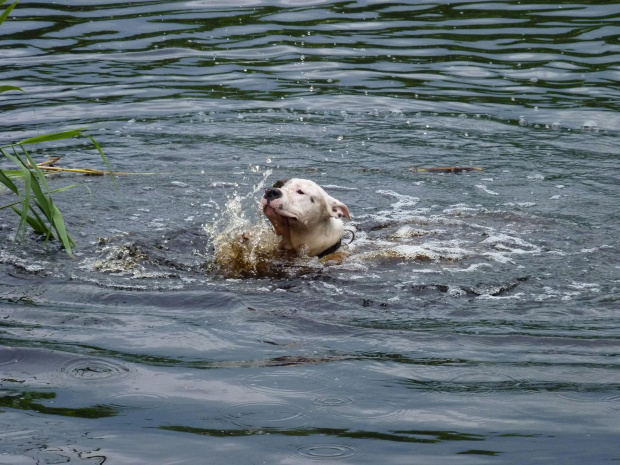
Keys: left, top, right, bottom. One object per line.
{"left": 263, "top": 187, "right": 282, "bottom": 202}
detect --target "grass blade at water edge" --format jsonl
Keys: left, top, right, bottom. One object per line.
{"left": 88, "top": 135, "right": 116, "bottom": 187}
{"left": 23, "top": 145, "right": 52, "bottom": 193}
{"left": 50, "top": 202, "right": 73, "bottom": 254}
{"left": 0, "top": 183, "right": 80, "bottom": 210}
{"left": 0, "top": 166, "right": 19, "bottom": 194}
{"left": 6, "top": 128, "right": 87, "bottom": 147}
{"left": 0, "top": 85, "right": 23, "bottom": 93}
{"left": 0, "top": 0, "right": 18, "bottom": 27}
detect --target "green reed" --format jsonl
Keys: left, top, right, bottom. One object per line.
{"left": 0, "top": 0, "right": 113, "bottom": 256}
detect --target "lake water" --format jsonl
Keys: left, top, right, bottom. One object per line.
{"left": 1, "top": 1, "right": 619, "bottom": 463}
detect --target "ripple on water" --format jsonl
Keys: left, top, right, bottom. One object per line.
{"left": 554, "top": 390, "right": 620, "bottom": 409}
{"left": 0, "top": 347, "right": 81, "bottom": 380}
{"left": 0, "top": 348, "right": 139, "bottom": 387}
{"left": 602, "top": 394, "right": 620, "bottom": 410}
{"left": 226, "top": 401, "right": 308, "bottom": 429}
{"left": 59, "top": 357, "right": 138, "bottom": 384}
{"left": 0, "top": 346, "right": 21, "bottom": 366}
{"left": 294, "top": 444, "right": 356, "bottom": 461}
{"left": 243, "top": 368, "right": 330, "bottom": 396}
{"left": 314, "top": 396, "right": 407, "bottom": 422}
{"left": 103, "top": 392, "right": 169, "bottom": 410}
{"left": 313, "top": 396, "right": 355, "bottom": 407}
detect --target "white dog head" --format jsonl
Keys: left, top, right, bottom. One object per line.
{"left": 261, "top": 178, "right": 351, "bottom": 257}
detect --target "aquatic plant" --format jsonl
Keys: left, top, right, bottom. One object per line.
{"left": 0, "top": 0, "right": 113, "bottom": 255}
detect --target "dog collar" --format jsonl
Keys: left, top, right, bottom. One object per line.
{"left": 317, "top": 240, "right": 341, "bottom": 258}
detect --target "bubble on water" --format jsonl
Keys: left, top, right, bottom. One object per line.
{"left": 582, "top": 120, "right": 598, "bottom": 132}
{"left": 551, "top": 122, "right": 561, "bottom": 130}
{"left": 518, "top": 116, "right": 527, "bottom": 126}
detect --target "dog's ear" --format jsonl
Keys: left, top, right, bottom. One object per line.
{"left": 272, "top": 178, "right": 290, "bottom": 189}
{"left": 327, "top": 196, "right": 351, "bottom": 220}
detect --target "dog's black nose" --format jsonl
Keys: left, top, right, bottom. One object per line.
{"left": 264, "top": 187, "right": 282, "bottom": 201}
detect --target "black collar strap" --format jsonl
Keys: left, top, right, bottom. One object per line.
{"left": 317, "top": 240, "right": 341, "bottom": 258}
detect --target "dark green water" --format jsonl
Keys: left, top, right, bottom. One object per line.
{"left": 1, "top": 1, "right": 619, "bottom": 463}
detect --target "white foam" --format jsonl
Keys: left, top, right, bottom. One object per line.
{"left": 0, "top": 250, "right": 48, "bottom": 273}
{"left": 446, "top": 263, "right": 492, "bottom": 273}
{"left": 376, "top": 190, "right": 421, "bottom": 210}
{"left": 568, "top": 282, "right": 600, "bottom": 291}
{"left": 390, "top": 242, "right": 468, "bottom": 261}
{"left": 477, "top": 292, "right": 524, "bottom": 300}
{"left": 475, "top": 184, "right": 499, "bottom": 196}
{"left": 322, "top": 184, "right": 358, "bottom": 191}
{"left": 480, "top": 233, "right": 539, "bottom": 251}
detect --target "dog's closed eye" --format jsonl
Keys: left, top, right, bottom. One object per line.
{"left": 296, "top": 189, "right": 305, "bottom": 195}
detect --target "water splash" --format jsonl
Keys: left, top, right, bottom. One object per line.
{"left": 203, "top": 169, "right": 290, "bottom": 277}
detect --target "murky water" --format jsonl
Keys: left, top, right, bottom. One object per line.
{"left": 1, "top": 1, "right": 619, "bottom": 463}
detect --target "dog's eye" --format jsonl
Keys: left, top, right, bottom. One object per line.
{"left": 296, "top": 189, "right": 305, "bottom": 195}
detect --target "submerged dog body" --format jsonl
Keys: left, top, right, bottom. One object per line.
{"left": 261, "top": 178, "right": 351, "bottom": 257}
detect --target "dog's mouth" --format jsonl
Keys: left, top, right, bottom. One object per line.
{"left": 262, "top": 203, "right": 298, "bottom": 240}
{"left": 262, "top": 203, "right": 297, "bottom": 222}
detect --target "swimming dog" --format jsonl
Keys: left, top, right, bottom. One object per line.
{"left": 262, "top": 178, "right": 351, "bottom": 257}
